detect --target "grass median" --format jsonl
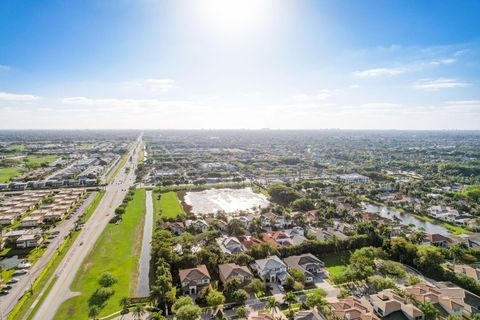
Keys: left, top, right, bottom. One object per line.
{"left": 54, "top": 189, "right": 146, "bottom": 320}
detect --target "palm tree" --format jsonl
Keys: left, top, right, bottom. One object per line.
{"left": 283, "top": 292, "right": 298, "bottom": 319}
{"left": 119, "top": 297, "right": 129, "bottom": 311}
{"left": 133, "top": 305, "right": 145, "bottom": 320}
{"left": 88, "top": 306, "right": 100, "bottom": 320}
{"left": 265, "top": 297, "right": 280, "bottom": 315}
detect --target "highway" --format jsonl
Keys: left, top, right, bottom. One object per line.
{"left": 11, "top": 137, "right": 141, "bottom": 320}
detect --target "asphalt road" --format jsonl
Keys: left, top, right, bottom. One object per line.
{"left": 28, "top": 138, "right": 141, "bottom": 320}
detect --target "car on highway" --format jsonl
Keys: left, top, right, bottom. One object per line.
{"left": 17, "top": 261, "right": 32, "bottom": 269}
{"left": 7, "top": 278, "right": 20, "bottom": 284}
{"left": 0, "top": 289, "right": 9, "bottom": 295}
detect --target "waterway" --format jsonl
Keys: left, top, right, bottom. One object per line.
{"left": 363, "top": 202, "right": 450, "bottom": 235}
{"left": 136, "top": 190, "right": 153, "bottom": 296}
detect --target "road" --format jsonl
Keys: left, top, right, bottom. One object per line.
{"left": 27, "top": 137, "right": 142, "bottom": 320}
{"left": 0, "top": 192, "right": 96, "bottom": 318}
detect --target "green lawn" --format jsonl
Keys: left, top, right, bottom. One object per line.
{"left": 7, "top": 144, "right": 25, "bottom": 151}
{"left": 53, "top": 189, "right": 146, "bottom": 320}
{"left": 24, "top": 155, "right": 58, "bottom": 167}
{"left": 154, "top": 191, "right": 184, "bottom": 221}
{"left": 0, "top": 167, "right": 22, "bottom": 182}
{"left": 320, "top": 251, "right": 350, "bottom": 278}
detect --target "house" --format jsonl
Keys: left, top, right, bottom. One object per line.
{"left": 164, "top": 221, "right": 185, "bottom": 235}
{"left": 370, "top": 289, "right": 424, "bottom": 320}
{"left": 454, "top": 264, "right": 480, "bottom": 281}
{"left": 185, "top": 219, "right": 209, "bottom": 233}
{"left": 330, "top": 297, "right": 380, "bottom": 320}
{"left": 218, "top": 263, "right": 253, "bottom": 286}
{"left": 427, "top": 205, "right": 459, "bottom": 222}
{"left": 218, "top": 236, "right": 244, "bottom": 254}
{"left": 16, "top": 234, "right": 42, "bottom": 248}
{"left": 179, "top": 265, "right": 211, "bottom": 295}
{"left": 285, "top": 227, "right": 305, "bottom": 237}
{"left": 249, "top": 314, "right": 274, "bottom": 320}
{"left": 263, "top": 231, "right": 293, "bottom": 247}
{"left": 337, "top": 173, "right": 369, "bottom": 184}
{"left": 0, "top": 214, "right": 15, "bottom": 225}
{"left": 20, "top": 215, "right": 43, "bottom": 227}
{"left": 423, "top": 233, "right": 454, "bottom": 248}
{"left": 238, "top": 215, "right": 250, "bottom": 228}
{"left": 295, "top": 309, "right": 326, "bottom": 320}
{"left": 239, "top": 235, "right": 263, "bottom": 250}
{"left": 251, "top": 255, "right": 288, "bottom": 283}
{"left": 406, "top": 283, "right": 464, "bottom": 317}
{"left": 435, "top": 282, "right": 480, "bottom": 317}
{"left": 283, "top": 254, "right": 325, "bottom": 283}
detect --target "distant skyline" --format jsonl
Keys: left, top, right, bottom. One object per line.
{"left": 0, "top": 0, "right": 479, "bottom": 130}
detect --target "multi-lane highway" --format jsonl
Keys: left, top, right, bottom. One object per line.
{"left": 29, "top": 138, "right": 141, "bottom": 320}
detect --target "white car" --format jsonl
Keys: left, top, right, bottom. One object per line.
{"left": 13, "top": 269, "right": 29, "bottom": 275}
{"left": 17, "top": 261, "right": 32, "bottom": 269}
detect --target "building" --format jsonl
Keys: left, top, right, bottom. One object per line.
{"left": 218, "top": 236, "right": 244, "bottom": 254}
{"left": 16, "top": 234, "right": 42, "bottom": 248}
{"left": 370, "top": 289, "right": 424, "bottom": 320}
{"left": 179, "top": 265, "right": 211, "bottom": 295}
{"left": 337, "top": 173, "right": 369, "bottom": 184}
{"left": 330, "top": 297, "right": 380, "bottom": 320}
{"left": 218, "top": 263, "right": 253, "bottom": 287}
{"left": 453, "top": 264, "right": 480, "bottom": 281}
{"left": 294, "top": 309, "right": 326, "bottom": 320}
{"left": 251, "top": 255, "right": 288, "bottom": 284}
{"left": 283, "top": 254, "right": 326, "bottom": 283}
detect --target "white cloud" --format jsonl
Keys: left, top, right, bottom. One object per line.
{"left": 292, "top": 89, "right": 340, "bottom": 102}
{"left": 0, "top": 92, "right": 41, "bottom": 101}
{"left": 413, "top": 78, "right": 470, "bottom": 90}
{"left": 121, "top": 78, "right": 176, "bottom": 93}
{"left": 429, "top": 58, "right": 456, "bottom": 65}
{"left": 445, "top": 100, "right": 480, "bottom": 106}
{"left": 353, "top": 67, "right": 407, "bottom": 77}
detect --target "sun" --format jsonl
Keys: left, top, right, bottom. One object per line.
{"left": 194, "top": 0, "right": 273, "bottom": 37}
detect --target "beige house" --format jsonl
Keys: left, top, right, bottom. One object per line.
{"left": 218, "top": 263, "right": 253, "bottom": 287}
{"left": 179, "top": 265, "right": 211, "bottom": 295}
{"left": 330, "top": 297, "right": 380, "bottom": 320}
{"left": 454, "top": 264, "right": 480, "bottom": 281}
{"left": 370, "top": 289, "right": 423, "bottom": 320}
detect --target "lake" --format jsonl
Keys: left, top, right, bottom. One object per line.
{"left": 184, "top": 187, "right": 270, "bottom": 215}
{"left": 363, "top": 202, "right": 450, "bottom": 235}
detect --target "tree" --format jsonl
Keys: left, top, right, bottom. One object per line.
{"left": 236, "top": 306, "right": 248, "bottom": 318}
{"left": 247, "top": 278, "right": 266, "bottom": 296}
{"left": 98, "top": 272, "right": 117, "bottom": 287}
{"left": 88, "top": 306, "right": 100, "bottom": 320}
{"left": 172, "top": 296, "right": 194, "bottom": 313}
{"left": 226, "top": 219, "right": 246, "bottom": 237}
{"left": 224, "top": 278, "right": 241, "bottom": 300}
{"left": 206, "top": 289, "right": 226, "bottom": 311}
{"left": 288, "top": 269, "right": 306, "bottom": 284}
{"left": 449, "top": 242, "right": 468, "bottom": 263}
{"left": 418, "top": 301, "right": 440, "bottom": 320}
{"left": 133, "top": 305, "right": 144, "bottom": 320}
{"left": 119, "top": 297, "right": 129, "bottom": 310}
{"left": 176, "top": 304, "right": 202, "bottom": 320}
{"left": 292, "top": 198, "right": 315, "bottom": 211}
{"left": 265, "top": 297, "right": 280, "bottom": 315}
{"left": 367, "top": 275, "right": 396, "bottom": 293}
{"left": 414, "top": 246, "right": 444, "bottom": 276}
{"left": 283, "top": 292, "right": 298, "bottom": 319}
{"left": 305, "top": 290, "right": 327, "bottom": 309}
{"left": 232, "top": 289, "right": 248, "bottom": 304}
{"left": 407, "top": 275, "right": 422, "bottom": 286}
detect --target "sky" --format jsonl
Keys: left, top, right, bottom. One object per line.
{"left": 0, "top": 0, "right": 479, "bottom": 130}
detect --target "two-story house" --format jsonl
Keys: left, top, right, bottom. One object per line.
{"left": 179, "top": 265, "right": 211, "bottom": 295}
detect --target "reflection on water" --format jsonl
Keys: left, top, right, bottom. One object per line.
{"left": 137, "top": 190, "right": 153, "bottom": 296}
{"left": 363, "top": 203, "right": 450, "bottom": 235}
{"left": 184, "top": 187, "right": 270, "bottom": 215}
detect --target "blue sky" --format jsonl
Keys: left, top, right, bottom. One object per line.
{"left": 0, "top": 0, "right": 479, "bottom": 129}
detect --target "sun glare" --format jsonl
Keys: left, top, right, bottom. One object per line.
{"left": 194, "top": 0, "right": 273, "bottom": 36}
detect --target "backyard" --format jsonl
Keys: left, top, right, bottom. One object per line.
{"left": 153, "top": 191, "right": 185, "bottom": 222}
{"left": 53, "top": 189, "right": 146, "bottom": 320}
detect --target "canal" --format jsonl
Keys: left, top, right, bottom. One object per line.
{"left": 136, "top": 190, "right": 153, "bottom": 296}
{"left": 363, "top": 202, "right": 450, "bottom": 235}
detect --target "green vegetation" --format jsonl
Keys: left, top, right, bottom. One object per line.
{"left": 0, "top": 167, "right": 21, "bottom": 182}
{"left": 320, "top": 251, "right": 350, "bottom": 279}
{"left": 54, "top": 189, "right": 146, "bottom": 320}
{"left": 154, "top": 191, "right": 184, "bottom": 220}
{"left": 7, "top": 144, "right": 25, "bottom": 151}
{"left": 79, "top": 190, "right": 106, "bottom": 224}
{"left": 458, "top": 184, "right": 480, "bottom": 202}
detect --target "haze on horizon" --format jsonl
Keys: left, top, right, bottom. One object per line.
{"left": 0, "top": 0, "right": 479, "bottom": 130}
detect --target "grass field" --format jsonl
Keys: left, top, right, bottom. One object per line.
{"left": 53, "top": 189, "right": 146, "bottom": 320}
{"left": 320, "top": 251, "right": 350, "bottom": 278}
{"left": 0, "top": 167, "right": 22, "bottom": 182}
{"left": 153, "top": 191, "right": 184, "bottom": 221}
{"left": 24, "top": 155, "right": 58, "bottom": 167}
{"left": 7, "top": 144, "right": 25, "bottom": 151}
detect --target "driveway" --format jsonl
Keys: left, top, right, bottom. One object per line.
{"left": 314, "top": 276, "right": 340, "bottom": 302}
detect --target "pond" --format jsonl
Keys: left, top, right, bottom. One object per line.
{"left": 184, "top": 187, "right": 270, "bottom": 215}
{"left": 363, "top": 203, "right": 450, "bottom": 235}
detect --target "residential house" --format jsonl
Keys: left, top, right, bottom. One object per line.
{"left": 218, "top": 263, "right": 253, "bottom": 287}
{"left": 423, "top": 234, "right": 454, "bottom": 248}
{"left": 263, "top": 231, "right": 293, "bottom": 247}
{"left": 239, "top": 235, "right": 263, "bottom": 250}
{"left": 435, "top": 282, "right": 480, "bottom": 317}
{"left": 185, "top": 219, "right": 209, "bottom": 233}
{"left": 370, "top": 289, "right": 424, "bottom": 320}
{"left": 283, "top": 254, "right": 325, "bottom": 283}
{"left": 218, "top": 236, "right": 244, "bottom": 254}
{"left": 179, "top": 265, "right": 211, "bottom": 295}
{"left": 294, "top": 309, "right": 326, "bottom": 320}
{"left": 454, "top": 265, "right": 480, "bottom": 281}
{"left": 16, "top": 234, "right": 41, "bottom": 248}
{"left": 406, "top": 283, "right": 464, "bottom": 317}
{"left": 164, "top": 221, "right": 185, "bottom": 235}
{"left": 251, "top": 255, "right": 288, "bottom": 284}
{"left": 330, "top": 297, "right": 380, "bottom": 320}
